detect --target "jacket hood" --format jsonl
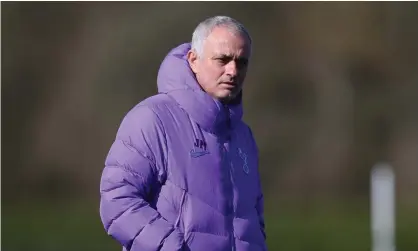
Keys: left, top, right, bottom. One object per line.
{"left": 157, "top": 43, "right": 243, "bottom": 136}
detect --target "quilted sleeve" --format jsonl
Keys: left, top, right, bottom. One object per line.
{"left": 99, "top": 105, "right": 184, "bottom": 251}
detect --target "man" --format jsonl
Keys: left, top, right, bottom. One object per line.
{"left": 99, "top": 16, "right": 267, "bottom": 251}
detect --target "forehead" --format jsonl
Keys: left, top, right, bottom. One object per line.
{"left": 203, "top": 26, "right": 251, "bottom": 58}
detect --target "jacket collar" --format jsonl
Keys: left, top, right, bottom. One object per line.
{"left": 156, "top": 43, "right": 243, "bottom": 136}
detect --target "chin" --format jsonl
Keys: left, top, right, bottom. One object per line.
{"left": 216, "top": 92, "right": 236, "bottom": 103}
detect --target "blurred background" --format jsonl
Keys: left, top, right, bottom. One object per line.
{"left": 2, "top": 2, "right": 418, "bottom": 251}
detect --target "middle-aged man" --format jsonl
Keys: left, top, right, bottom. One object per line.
{"left": 100, "top": 16, "right": 267, "bottom": 251}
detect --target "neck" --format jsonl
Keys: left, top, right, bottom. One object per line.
{"left": 219, "top": 97, "right": 231, "bottom": 106}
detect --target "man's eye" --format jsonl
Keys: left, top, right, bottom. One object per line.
{"left": 217, "top": 58, "right": 228, "bottom": 64}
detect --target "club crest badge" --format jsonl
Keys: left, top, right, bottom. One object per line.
{"left": 238, "top": 148, "right": 249, "bottom": 174}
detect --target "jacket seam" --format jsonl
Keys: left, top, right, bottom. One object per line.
{"left": 106, "top": 199, "right": 151, "bottom": 233}
{"left": 103, "top": 165, "right": 147, "bottom": 191}
{"left": 167, "top": 186, "right": 261, "bottom": 223}
{"left": 165, "top": 180, "right": 229, "bottom": 217}
{"left": 116, "top": 138, "right": 157, "bottom": 170}
{"left": 174, "top": 190, "right": 186, "bottom": 228}
{"left": 138, "top": 103, "right": 169, "bottom": 174}
{"left": 186, "top": 230, "right": 266, "bottom": 246}
{"left": 188, "top": 230, "right": 227, "bottom": 238}
{"left": 234, "top": 236, "right": 266, "bottom": 250}
{"left": 128, "top": 215, "right": 173, "bottom": 250}
{"left": 106, "top": 162, "right": 146, "bottom": 181}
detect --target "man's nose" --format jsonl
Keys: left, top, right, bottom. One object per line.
{"left": 225, "top": 61, "right": 238, "bottom": 76}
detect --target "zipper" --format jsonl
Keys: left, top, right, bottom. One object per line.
{"left": 223, "top": 103, "right": 236, "bottom": 251}
{"left": 229, "top": 157, "right": 236, "bottom": 251}
{"left": 222, "top": 143, "right": 235, "bottom": 251}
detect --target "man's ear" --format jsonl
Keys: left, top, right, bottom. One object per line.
{"left": 187, "top": 49, "right": 199, "bottom": 74}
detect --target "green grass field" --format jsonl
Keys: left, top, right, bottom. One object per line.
{"left": 2, "top": 199, "right": 417, "bottom": 251}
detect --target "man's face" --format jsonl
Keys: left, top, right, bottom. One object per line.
{"left": 188, "top": 26, "right": 251, "bottom": 103}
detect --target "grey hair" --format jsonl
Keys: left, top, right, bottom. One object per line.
{"left": 191, "top": 16, "right": 252, "bottom": 57}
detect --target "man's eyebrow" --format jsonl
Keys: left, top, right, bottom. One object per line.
{"left": 213, "top": 54, "right": 233, "bottom": 59}
{"left": 214, "top": 54, "right": 248, "bottom": 61}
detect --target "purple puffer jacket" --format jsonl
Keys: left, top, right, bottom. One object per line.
{"left": 100, "top": 43, "right": 267, "bottom": 251}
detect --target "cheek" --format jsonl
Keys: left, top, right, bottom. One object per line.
{"left": 214, "top": 67, "right": 227, "bottom": 80}
{"left": 198, "top": 61, "right": 225, "bottom": 87}
{"left": 205, "top": 66, "right": 224, "bottom": 82}
{"left": 198, "top": 68, "right": 217, "bottom": 89}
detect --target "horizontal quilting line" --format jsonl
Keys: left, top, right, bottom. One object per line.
{"left": 106, "top": 199, "right": 149, "bottom": 231}
{"left": 105, "top": 165, "right": 145, "bottom": 180}
{"left": 129, "top": 215, "right": 174, "bottom": 250}
{"left": 188, "top": 230, "right": 228, "bottom": 238}
{"left": 101, "top": 182, "right": 126, "bottom": 194}
{"left": 165, "top": 180, "right": 227, "bottom": 217}
{"left": 234, "top": 236, "right": 265, "bottom": 250}
{"left": 166, "top": 180, "right": 256, "bottom": 221}
{"left": 114, "top": 138, "right": 156, "bottom": 165}
{"left": 187, "top": 231, "right": 264, "bottom": 249}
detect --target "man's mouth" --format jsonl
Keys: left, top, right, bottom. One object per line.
{"left": 221, "top": 82, "right": 236, "bottom": 87}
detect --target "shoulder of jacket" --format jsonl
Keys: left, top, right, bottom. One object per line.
{"left": 125, "top": 94, "right": 177, "bottom": 120}
{"left": 137, "top": 93, "right": 178, "bottom": 115}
